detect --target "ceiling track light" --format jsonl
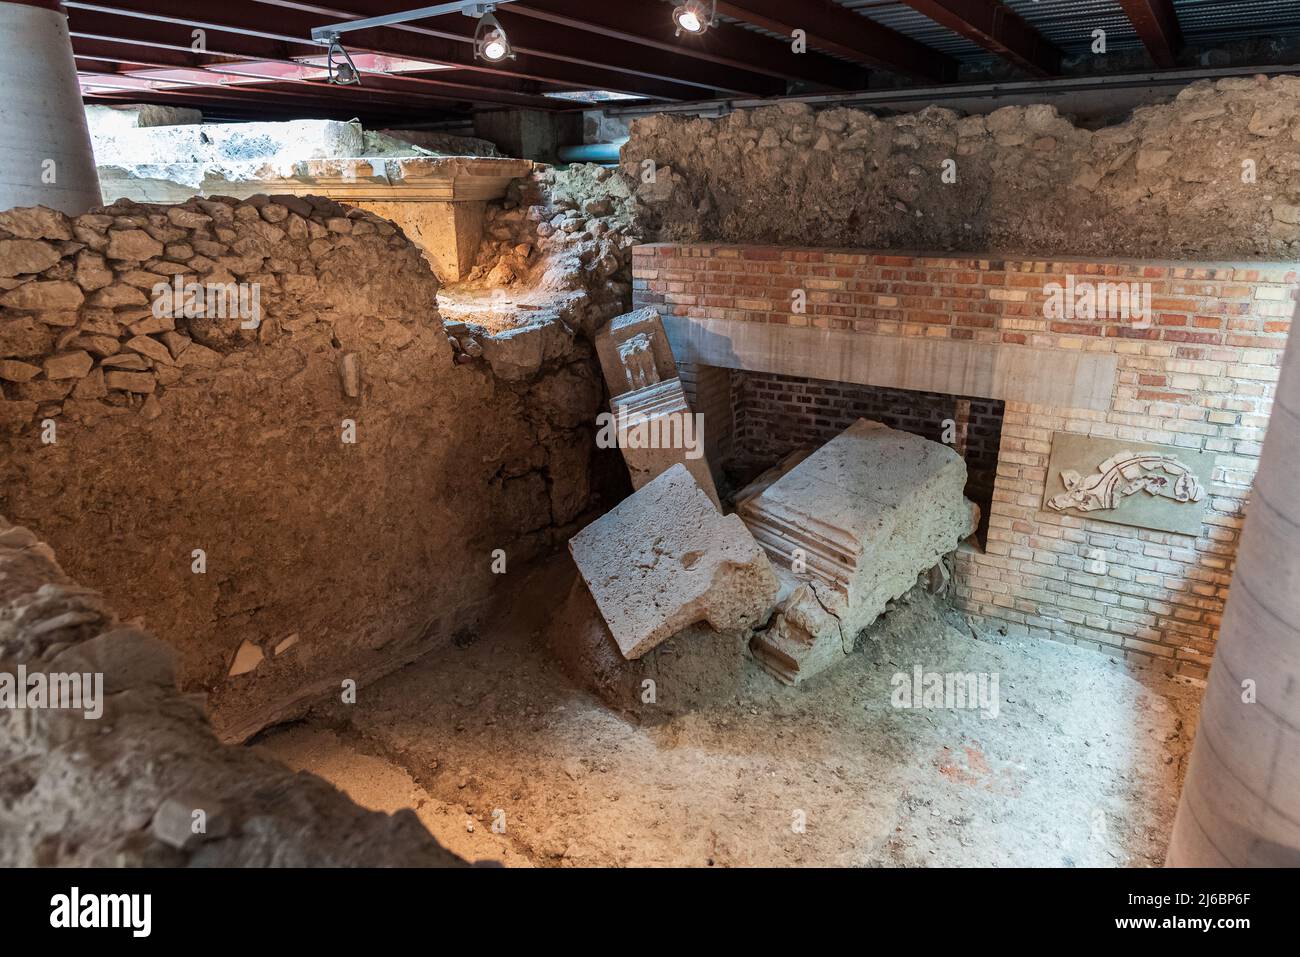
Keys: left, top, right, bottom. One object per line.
{"left": 324, "top": 34, "right": 362, "bottom": 85}
{"left": 673, "top": 0, "right": 717, "bottom": 37}
{"left": 471, "top": 8, "right": 514, "bottom": 62}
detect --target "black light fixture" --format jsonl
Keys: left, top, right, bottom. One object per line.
{"left": 324, "top": 34, "right": 362, "bottom": 85}
{"left": 309, "top": 3, "right": 523, "bottom": 66}
{"left": 473, "top": 10, "right": 514, "bottom": 62}
{"left": 673, "top": 0, "right": 716, "bottom": 37}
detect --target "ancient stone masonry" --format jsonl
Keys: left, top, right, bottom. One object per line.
{"left": 622, "top": 76, "right": 1300, "bottom": 260}
{"left": 448, "top": 163, "right": 642, "bottom": 338}
{"left": 743, "top": 420, "right": 977, "bottom": 684}
{"left": 569, "top": 463, "right": 777, "bottom": 660}
{"left": 0, "top": 194, "right": 607, "bottom": 741}
{"left": 595, "top": 307, "right": 718, "bottom": 506}
{"left": 0, "top": 515, "right": 464, "bottom": 867}
{"left": 552, "top": 462, "right": 778, "bottom": 717}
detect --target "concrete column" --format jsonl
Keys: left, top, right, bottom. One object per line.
{"left": 473, "top": 109, "right": 582, "bottom": 163}
{"left": 0, "top": 0, "right": 102, "bottom": 215}
{"left": 1166, "top": 303, "right": 1300, "bottom": 867}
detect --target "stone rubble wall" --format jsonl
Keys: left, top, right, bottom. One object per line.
{"left": 0, "top": 195, "right": 605, "bottom": 740}
{"left": 373, "top": 128, "right": 502, "bottom": 158}
{"left": 454, "top": 163, "right": 642, "bottom": 338}
{"left": 621, "top": 76, "right": 1300, "bottom": 260}
{"left": 0, "top": 515, "right": 465, "bottom": 867}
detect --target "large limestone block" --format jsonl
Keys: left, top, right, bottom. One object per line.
{"left": 745, "top": 419, "right": 976, "bottom": 684}
{"left": 92, "top": 120, "right": 367, "bottom": 169}
{"left": 595, "top": 307, "right": 677, "bottom": 398}
{"left": 732, "top": 447, "right": 814, "bottom": 512}
{"left": 610, "top": 377, "right": 719, "bottom": 508}
{"left": 478, "top": 318, "right": 575, "bottom": 381}
{"left": 569, "top": 463, "right": 778, "bottom": 660}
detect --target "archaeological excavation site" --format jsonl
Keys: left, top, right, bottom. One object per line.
{"left": 2, "top": 0, "right": 1300, "bottom": 921}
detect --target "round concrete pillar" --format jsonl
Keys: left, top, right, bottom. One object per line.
{"left": 0, "top": 0, "right": 101, "bottom": 215}
{"left": 1166, "top": 302, "right": 1300, "bottom": 867}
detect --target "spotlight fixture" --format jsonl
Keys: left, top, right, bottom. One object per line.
{"left": 324, "top": 34, "right": 361, "bottom": 85}
{"left": 473, "top": 11, "right": 514, "bottom": 62}
{"left": 673, "top": 0, "right": 716, "bottom": 37}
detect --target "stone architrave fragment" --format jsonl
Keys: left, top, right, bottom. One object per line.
{"left": 610, "top": 377, "right": 719, "bottom": 508}
{"left": 744, "top": 419, "right": 976, "bottom": 684}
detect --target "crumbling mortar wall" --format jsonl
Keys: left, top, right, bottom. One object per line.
{"left": 621, "top": 76, "right": 1300, "bottom": 260}
{"left": 0, "top": 194, "right": 606, "bottom": 740}
{"left": 0, "top": 515, "right": 464, "bottom": 867}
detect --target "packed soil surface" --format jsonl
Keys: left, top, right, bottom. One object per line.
{"left": 256, "top": 554, "right": 1202, "bottom": 867}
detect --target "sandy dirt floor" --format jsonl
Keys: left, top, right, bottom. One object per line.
{"left": 256, "top": 556, "right": 1203, "bottom": 867}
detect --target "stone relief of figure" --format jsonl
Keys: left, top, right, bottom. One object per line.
{"left": 618, "top": 332, "right": 661, "bottom": 391}
{"left": 1047, "top": 450, "right": 1206, "bottom": 513}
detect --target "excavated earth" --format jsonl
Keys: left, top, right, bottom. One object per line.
{"left": 259, "top": 553, "right": 1202, "bottom": 868}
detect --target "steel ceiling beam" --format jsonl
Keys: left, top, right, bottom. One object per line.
{"left": 77, "top": 67, "right": 449, "bottom": 115}
{"left": 73, "top": 49, "right": 499, "bottom": 115}
{"left": 714, "top": 0, "right": 957, "bottom": 81}
{"left": 65, "top": 4, "right": 568, "bottom": 109}
{"left": 72, "top": 29, "right": 698, "bottom": 105}
{"left": 308, "top": 0, "right": 520, "bottom": 41}
{"left": 263, "top": 0, "right": 781, "bottom": 95}
{"left": 506, "top": 0, "right": 867, "bottom": 90}
{"left": 71, "top": 0, "right": 777, "bottom": 97}
{"left": 899, "top": 0, "right": 1061, "bottom": 77}
{"left": 1117, "top": 0, "right": 1184, "bottom": 68}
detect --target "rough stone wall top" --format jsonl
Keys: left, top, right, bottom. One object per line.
{"left": 0, "top": 193, "right": 424, "bottom": 429}
{"left": 622, "top": 76, "right": 1300, "bottom": 260}
{"left": 453, "top": 163, "right": 641, "bottom": 338}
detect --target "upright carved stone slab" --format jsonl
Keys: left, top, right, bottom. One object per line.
{"left": 610, "top": 377, "right": 720, "bottom": 507}
{"left": 596, "top": 308, "right": 719, "bottom": 505}
{"left": 595, "top": 307, "right": 678, "bottom": 399}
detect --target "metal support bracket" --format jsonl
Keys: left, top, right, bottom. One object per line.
{"left": 309, "top": 0, "right": 518, "bottom": 44}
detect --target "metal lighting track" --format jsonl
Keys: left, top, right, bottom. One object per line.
{"left": 309, "top": 0, "right": 520, "bottom": 43}
{"left": 597, "top": 62, "right": 1300, "bottom": 117}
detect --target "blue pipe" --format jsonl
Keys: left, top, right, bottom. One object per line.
{"left": 557, "top": 138, "right": 628, "bottom": 164}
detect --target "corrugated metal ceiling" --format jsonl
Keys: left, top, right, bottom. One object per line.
{"left": 1002, "top": 0, "right": 1144, "bottom": 54}
{"left": 720, "top": 0, "right": 1300, "bottom": 67}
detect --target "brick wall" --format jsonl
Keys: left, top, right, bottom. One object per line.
{"left": 729, "top": 372, "right": 1004, "bottom": 546}
{"left": 633, "top": 243, "right": 1299, "bottom": 677}
{"left": 730, "top": 372, "right": 1004, "bottom": 472}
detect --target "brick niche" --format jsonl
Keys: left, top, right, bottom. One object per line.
{"left": 632, "top": 243, "right": 1299, "bottom": 677}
